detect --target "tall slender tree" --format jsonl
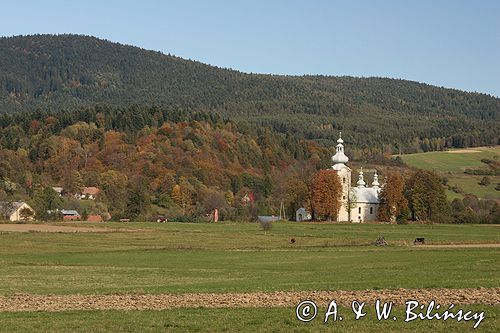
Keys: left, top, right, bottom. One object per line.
{"left": 311, "top": 170, "right": 342, "bottom": 221}
{"left": 377, "top": 171, "right": 408, "bottom": 223}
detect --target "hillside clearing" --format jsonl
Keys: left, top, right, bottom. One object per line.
{"left": 399, "top": 146, "right": 500, "bottom": 200}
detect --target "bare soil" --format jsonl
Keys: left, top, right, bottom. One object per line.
{"left": 0, "top": 288, "right": 498, "bottom": 312}
{"left": 0, "top": 223, "right": 122, "bottom": 233}
{"left": 445, "top": 149, "right": 482, "bottom": 154}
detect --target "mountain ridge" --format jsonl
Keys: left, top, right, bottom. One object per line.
{"left": 0, "top": 34, "right": 499, "bottom": 150}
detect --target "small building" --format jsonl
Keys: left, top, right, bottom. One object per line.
{"left": 61, "top": 209, "right": 81, "bottom": 220}
{"left": 52, "top": 187, "right": 64, "bottom": 197}
{"left": 86, "top": 214, "right": 103, "bottom": 222}
{"left": 76, "top": 187, "right": 100, "bottom": 200}
{"left": 0, "top": 201, "right": 35, "bottom": 222}
{"left": 295, "top": 208, "right": 312, "bottom": 222}
{"left": 257, "top": 215, "right": 280, "bottom": 223}
{"left": 241, "top": 193, "right": 255, "bottom": 205}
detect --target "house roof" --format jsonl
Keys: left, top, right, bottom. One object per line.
{"left": 0, "top": 201, "right": 25, "bottom": 216}
{"left": 61, "top": 209, "right": 80, "bottom": 216}
{"left": 257, "top": 216, "right": 280, "bottom": 223}
{"left": 82, "top": 187, "right": 100, "bottom": 196}
{"left": 87, "top": 215, "right": 103, "bottom": 222}
{"left": 52, "top": 187, "right": 64, "bottom": 193}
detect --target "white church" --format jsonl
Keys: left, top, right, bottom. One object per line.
{"left": 331, "top": 133, "right": 381, "bottom": 222}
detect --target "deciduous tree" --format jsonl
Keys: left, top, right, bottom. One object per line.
{"left": 406, "top": 170, "right": 449, "bottom": 222}
{"left": 311, "top": 170, "right": 342, "bottom": 221}
{"left": 377, "top": 171, "right": 408, "bottom": 223}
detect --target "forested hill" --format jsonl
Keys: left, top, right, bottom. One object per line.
{"left": 1, "top": 34, "right": 499, "bottom": 151}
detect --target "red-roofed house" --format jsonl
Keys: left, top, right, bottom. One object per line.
{"left": 76, "top": 187, "right": 100, "bottom": 200}
{"left": 86, "top": 215, "right": 103, "bottom": 222}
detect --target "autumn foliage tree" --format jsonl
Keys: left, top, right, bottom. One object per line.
{"left": 406, "top": 170, "right": 450, "bottom": 222}
{"left": 284, "top": 177, "right": 309, "bottom": 219}
{"left": 311, "top": 170, "right": 342, "bottom": 221}
{"left": 377, "top": 171, "right": 408, "bottom": 223}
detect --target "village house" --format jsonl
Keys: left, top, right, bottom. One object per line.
{"left": 51, "top": 187, "right": 64, "bottom": 197}
{"left": 61, "top": 209, "right": 81, "bottom": 220}
{"left": 0, "top": 201, "right": 35, "bottom": 222}
{"left": 295, "top": 208, "right": 312, "bottom": 221}
{"left": 86, "top": 214, "right": 103, "bottom": 222}
{"left": 76, "top": 187, "right": 100, "bottom": 200}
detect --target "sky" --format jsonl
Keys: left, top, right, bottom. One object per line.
{"left": 1, "top": 0, "right": 499, "bottom": 97}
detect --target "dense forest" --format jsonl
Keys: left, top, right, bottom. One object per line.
{"left": 0, "top": 107, "right": 333, "bottom": 221}
{"left": 1, "top": 105, "right": 497, "bottom": 223}
{"left": 1, "top": 34, "right": 499, "bottom": 153}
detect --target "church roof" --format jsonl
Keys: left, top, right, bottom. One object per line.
{"left": 351, "top": 187, "right": 380, "bottom": 204}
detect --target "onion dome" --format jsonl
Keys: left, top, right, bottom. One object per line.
{"left": 357, "top": 167, "right": 366, "bottom": 187}
{"left": 372, "top": 171, "right": 380, "bottom": 189}
{"left": 331, "top": 132, "right": 349, "bottom": 169}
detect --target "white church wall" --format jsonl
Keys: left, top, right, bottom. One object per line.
{"left": 351, "top": 203, "right": 378, "bottom": 222}
{"left": 337, "top": 167, "right": 351, "bottom": 222}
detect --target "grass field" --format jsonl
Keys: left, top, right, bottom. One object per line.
{"left": 1, "top": 306, "right": 498, "bottom": 333}
{"left": 0, "top": 221, "right": 498, "bottom": 332}
{"left": 399, "top": 146, "right": 500, "bottom": 200}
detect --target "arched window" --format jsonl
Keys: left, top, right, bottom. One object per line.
{"left": 370, "top": 207, "right": 373, "bottom": 214}
{"left": 343, "top": 177, "right": 346, "bottom": 184}
{"left": 358, "top": 207, "right": 361, "bottom": 214}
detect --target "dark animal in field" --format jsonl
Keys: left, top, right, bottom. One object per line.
{"left": 414, "top": 237, "right": 425, "bottom": 245}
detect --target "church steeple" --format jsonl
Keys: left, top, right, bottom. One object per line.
{"left": 331, "top": 132, "right": 349, "bottom": 170}
{"left": 357, "top": 167, "right": 366, "bottom": 187}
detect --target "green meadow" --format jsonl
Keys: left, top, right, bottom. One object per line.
{"left": 1, "top": 306, "right": 498, "bottom": 333}
{"left": 0, "top": 222, "right": 499, "bottom": 295}
{"left": 0, "top": 221, "right": 498, "bottom": 332}
{"left": 399, "top": 146, "right": 500, "bottom": 200}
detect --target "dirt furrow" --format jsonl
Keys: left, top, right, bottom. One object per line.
{"left": 0, "top": 288, "right": 499, "bottom": 312}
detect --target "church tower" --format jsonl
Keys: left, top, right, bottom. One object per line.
{"left": 327, "top": 132, "right": 382, "bottom": 223}
{"left": 331, "top": 132, "right": 351, "bottom": 221}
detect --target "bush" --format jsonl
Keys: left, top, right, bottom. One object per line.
{"left": 478, "top": 177, "right": 491, "bottom": 186}
{"left": 259, "top": 220, "right": 272, "bottom": 231}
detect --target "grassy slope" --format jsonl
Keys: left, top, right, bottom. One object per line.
{"left": 399, "top": 146, "right": 500, "bottom": 200}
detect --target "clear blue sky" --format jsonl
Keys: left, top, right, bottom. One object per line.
{"left": 1, "top": 0, "right": 499, "bottom": 96}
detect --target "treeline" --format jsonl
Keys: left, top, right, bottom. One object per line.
{"left": 464, "top": 158, "right": 500, "bottom": 176}
{"left": 0, "top": 34, "right": 499, "bottom": 154}
{"left": 2, "top": 105, "right": 496, "bottom": 224}
{"left": 377, "top": 170, "right": 499, "bottom": 224}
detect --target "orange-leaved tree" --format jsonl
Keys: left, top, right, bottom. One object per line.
{"left": 377, "top": 170, "right": 408, "bottom": 223}
{"left": 312, "top": 169, "right": 342, "bottom": 221}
